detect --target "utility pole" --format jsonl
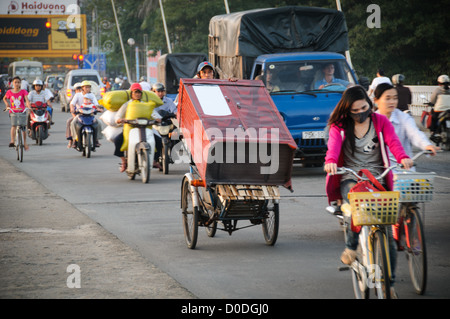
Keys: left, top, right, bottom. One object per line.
{"left": 335, "top": 0, "right": 354, "bottom": 69}
{"left": 159, "top": 0, "right": 172, "bottom": 53}
{"left": 111, "top": 0, "right": 131, "bottom": 79}
{"left": 224, "top": 0, "right": 230, "bottom": 14}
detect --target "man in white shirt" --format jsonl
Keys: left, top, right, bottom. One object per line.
{"left": 139, "top": 76, "right": 152, "bottom": 91}
{"left": 368, "top": 68, "right": 392, "bottom": 98}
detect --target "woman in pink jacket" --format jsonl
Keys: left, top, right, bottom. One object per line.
{"left": 324, "top": 85, "right": 413, "bottom": 297}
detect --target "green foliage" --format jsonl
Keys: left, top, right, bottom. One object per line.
{"left": 83, "top": 0, "right": 448, "bottom": 84}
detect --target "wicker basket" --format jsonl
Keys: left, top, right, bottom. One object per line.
{"left": 393, "top": 172, "right": 435, "bottom": 203}
{"left": 349, "top": 191, "right": 400, "bottom": 226}
{"left": 10, "top": 112, "right": 28, "bottom": 126}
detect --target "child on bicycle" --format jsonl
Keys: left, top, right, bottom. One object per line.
{"left": 324, "top": 85, "right": 413, "bottom": 296}
{"left": 3, "top": 76, "right": 31, "bottom": 150}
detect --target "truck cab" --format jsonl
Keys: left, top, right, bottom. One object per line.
{"left": 251, "top": 52, "right": 357, "bottom": 165}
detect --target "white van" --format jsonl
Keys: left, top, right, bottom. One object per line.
{"left": 59, "top": 69, "right": 103, "bottom": 112}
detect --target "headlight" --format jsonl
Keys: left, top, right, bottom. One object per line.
{"left": 158, "top": 125, "right": 171, "bottom": 135}
{"left": 136, "top": 119, "right": 148, "bottom": 125}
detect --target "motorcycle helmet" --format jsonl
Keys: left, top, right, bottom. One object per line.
{"left": 392, "top": 74, "right": 405, "bottom": 85}
{"left": 437, "top": 75, "right": 449, "bottom": 84}
{"left": 73, "top": 82, "right": 82, "bottom": 90}
{"left": 130, "top": 83, "right": 143, "bottom": 92}
{"left": 33, "top": 79, "right": 43, "bottom": 86}
{"left": 115, "top": 77, "right": 121, "bottom": 84}
{"left": 140, "top": 76, "right": 147, "bottom": 82}
{"left": 81, "top": 80, "right": 92, "bottom": 87}
{"left": 152, "top": 82, "right": 165, "bottom": 92}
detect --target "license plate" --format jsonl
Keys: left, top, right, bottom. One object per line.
{"left": 446, "top": 120, "right": 450, "bottom": 128}
{"left": 302, "top": 131, "right": 325, "bottom": 139}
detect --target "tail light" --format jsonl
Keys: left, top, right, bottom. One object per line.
{"left": 67, "top": 88, "right": 72, "bottom": 98}
{"left": 100, "top": 86, "right": 106, "bottom": 97}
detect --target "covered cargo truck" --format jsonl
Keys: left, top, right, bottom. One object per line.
{"left": 209, "top": 6, "right": 358, "bottom": 165}
{"left": 157, "top": 53, "right": 207, "bottom": 99}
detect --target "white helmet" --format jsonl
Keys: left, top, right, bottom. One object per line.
{"left": 437, "top": 75, "right": 449, "bottom": 84}
{"left": 391, "top": 74, "right": 405, "bottom": 85}
{"left": 74, "top": 82, "right": 82, "bottom": 89}
{"left": 115, "top": 77, "right": 121, "bottom": 84}
{"left": 33, "top": 79, "right": 43, "bottom": 86}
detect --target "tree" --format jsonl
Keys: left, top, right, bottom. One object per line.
{"left": 81, "top": 0, "right": 448, "bottom": 84}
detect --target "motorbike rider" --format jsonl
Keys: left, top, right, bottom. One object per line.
{"left": 195, "top": 61, "right": 215, "bottom": 79}
{"left": 66, "top": 83, "right": 83, "bottom": 148}
{"left": 139, "top": 76, "right": 151, "bottom": 91}
{"left": 114, "top": 83, "right": 161, "bottom": 172}
{"left": 429, "top": 74, "right": 450, "bottom": 142}
{"left": 151, "top": 82, "right": 177, "bottom": 169}
{"left": 70, "top": 80, "right": 101, "bottom": 148}
{"left": 120, "top": 76, "right": 131, "bottom": 90}
{"left": 102, "top": 77, "right": 111, "bottom": 92}
{"left": 28, "top": 79, "right": 53, "bottom": 128}
{"left": 391, "top": 74, "right": 411, "bottom": 112}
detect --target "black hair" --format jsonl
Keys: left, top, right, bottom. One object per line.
{"left": 328, "top": 85, "right": 374, "bottom": 155}
{"left": 374, "top": 83, "right": 395, "bottom": 100}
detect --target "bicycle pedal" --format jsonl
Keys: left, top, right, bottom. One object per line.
{"left": 338, "top": 266, "right": 350, "bottom": 271}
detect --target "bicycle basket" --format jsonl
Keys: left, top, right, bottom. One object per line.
{"left": 10, "top": 112, "right": 28, "bottom": 126}
{"left": 393, "top": 172, "right": 435, "bottom": 203}
{"left": 349, "top": 191, "right": 400, "bottom": 226}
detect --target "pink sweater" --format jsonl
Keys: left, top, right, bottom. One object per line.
{"left": 325, "top": 113, "right": 409, "bottom": 203}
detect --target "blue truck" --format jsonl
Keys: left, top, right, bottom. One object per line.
{"left": 209, "top": 6, "right": 358, "bottom": 165}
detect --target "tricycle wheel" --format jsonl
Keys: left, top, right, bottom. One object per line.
{"left": 262, "top": 201, "right": 279, "bottom": 246}
{"left": 182, "top": 178, "right": 198, "bottom": 249}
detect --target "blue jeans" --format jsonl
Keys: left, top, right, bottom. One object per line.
{"left": 341, "top": 179, "right": 397, "bottom": 285}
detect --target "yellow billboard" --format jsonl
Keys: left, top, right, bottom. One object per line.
{"left": 0, "top": 14, "right": 87, "bottom": 58}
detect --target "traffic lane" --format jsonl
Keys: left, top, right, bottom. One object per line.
{"left": 75, "top": 195, "right": 355, "bottom": 299}
{"left": 1, "top": 105, "right": 449, "bottom": 298}
{"left": 73, "top": 180, "right": 450, "bottom": 299}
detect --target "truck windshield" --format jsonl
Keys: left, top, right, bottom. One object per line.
{"left": 261, "top": 60, "right": 356, "bottom": 93}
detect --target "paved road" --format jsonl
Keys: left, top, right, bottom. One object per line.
{"left": 1, "top": 102, "right": 449, "bottom": 300}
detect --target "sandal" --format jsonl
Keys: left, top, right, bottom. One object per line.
{"left": 119, "top": 162, "right": 127, "bottom": 173}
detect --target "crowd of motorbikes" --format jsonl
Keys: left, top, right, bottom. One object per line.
{"left": 8, "top": 77, "right": 448, "bottom": 184}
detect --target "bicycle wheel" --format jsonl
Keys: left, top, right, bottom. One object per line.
{"left": 262, "top": 200, "right": 279, "bottom": 246}
{"left": 181, "top": 178, "right": 198, "bottom": 249}
{"left": 371, "top": 230, "right": 391, "bottom": 299}
{"left": 405, "top": 206, "right": 427, "bottom": 295}
{"left": 139, "top": 148, "right": 150, "bottom": 183}
{"left": 205, "top": 209, "right": 217, "bottom": 238}
{"left": 16, "top": 127, "right": 23, "bottom": 162}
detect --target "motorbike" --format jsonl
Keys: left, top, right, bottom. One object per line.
{"left": 73, "top": 105, "right": 98, "bottom": 158}
{"left": 50, "top": 78, "right": 64, "bottom": 103}
{"left": 153, "top": 110, "right": 180, "bottom": 174}
{"left": 29, "top": 101, "right": 50, "bottom": 145}
{"left": 123, "top": 118, "right": 157, "bottom": 183}
{"left": 420, "top": 94, "right": 450, "bottom": 151}
{"left": 433, "top": 109, "right": 450, "bottom": 151}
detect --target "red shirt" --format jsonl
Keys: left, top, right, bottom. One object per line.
{"left": 5, "top": 89, "right": 28, "bottom": 113}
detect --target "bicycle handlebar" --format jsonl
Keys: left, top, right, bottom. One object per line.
{"left": 332, "top": 150, "right": 435, "bottom": 181}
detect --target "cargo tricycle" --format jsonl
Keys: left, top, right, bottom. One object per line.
{"left": 177, "top": 79, "right": 296, "bottom": 249}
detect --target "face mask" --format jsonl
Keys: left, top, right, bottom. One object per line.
{"left": 350, "top": 108, "right": 372, "bottom": 123}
